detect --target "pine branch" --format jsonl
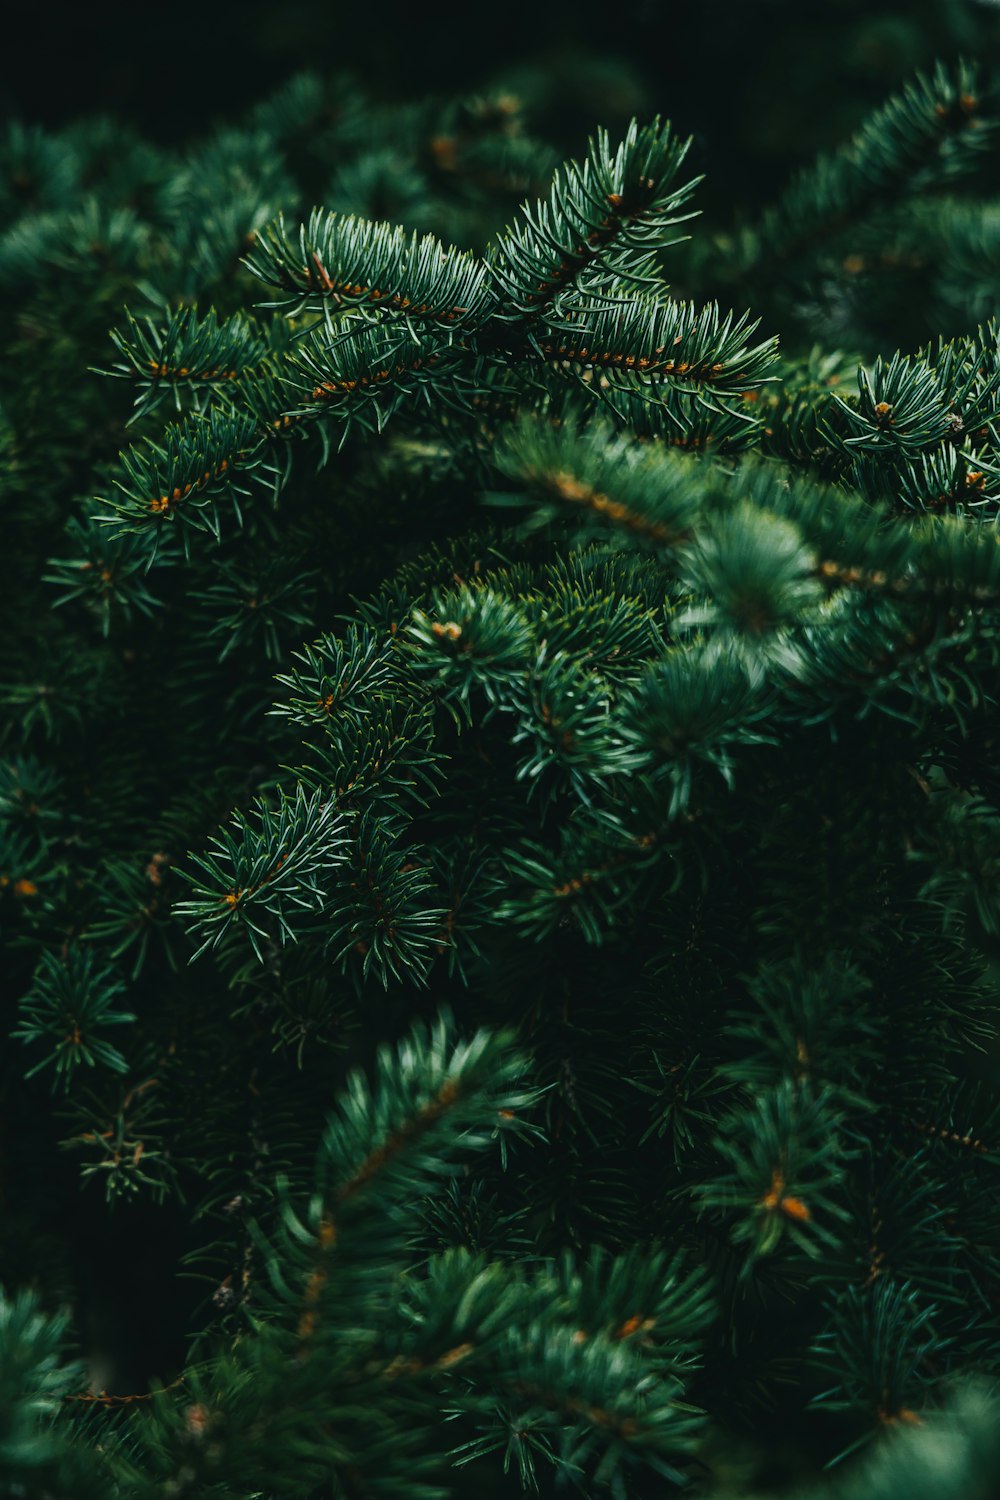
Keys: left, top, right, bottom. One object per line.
{"left": 13, "top": 946, "right": 135, "bottom": 1091}
{"left": 489, "top": 117, "right": 699, "bottom": 319}
{"left": 811, "top": 1281, "right": 947, "bottom": 1439}
{"left": 177, "top": 785, "right": 345, "bottom": 960}
{"left": 102, "top": 305, "right": 270, "bottom": 420}
{"left": 493, "top": 414, "right": 702, "bottom": 547}
{"left": 533, "top": 292, "right": 778, "bottom": 405}
{"left": 246, "top": 209, "right": 495, "bottom": 328}
{"left": 701, "top": 1080, "right": 852, "bottom": 1263}
{"left": 284, "top": 320, "right": 474, "bottom": 438}
{"left": 0, "top": 1287, "right": 107, "bottom": 1499}
{"left": 102, "top": 406, "right": 267, "bottom": 542}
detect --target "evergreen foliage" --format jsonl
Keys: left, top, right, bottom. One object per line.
{"left": 2, "top": 52, "right": 1000, "bottom": 1500}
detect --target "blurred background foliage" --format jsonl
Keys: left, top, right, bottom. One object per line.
{"left": 6, "top": 0, "right": 1000, "bottom": 218}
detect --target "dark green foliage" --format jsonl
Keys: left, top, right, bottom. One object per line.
{"left": 736, "top": 61, "right": 987, "bottom": 279}
{"left": 3, "top": 50, "right": 1000, "bottom": 1500}
{"left": 13, "top": 947, "right": 136, "bottom": 1089}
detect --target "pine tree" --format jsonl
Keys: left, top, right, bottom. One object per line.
{"left": 2, "top": 56, "right": 1000, "bottom": 1500}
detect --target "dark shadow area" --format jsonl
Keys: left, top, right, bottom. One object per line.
{"left": 5, "top": 0, "right": 1000, "bottom": 214}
